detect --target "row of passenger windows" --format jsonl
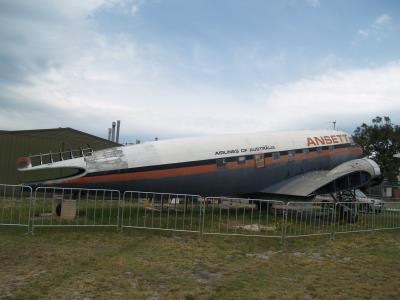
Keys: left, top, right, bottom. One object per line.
{"left": 216, "top": 144, "right": 341, "bottom": 167}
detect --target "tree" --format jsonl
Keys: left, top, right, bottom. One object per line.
{"left": 353, "top": 116, "right": 400, "bottom": 181}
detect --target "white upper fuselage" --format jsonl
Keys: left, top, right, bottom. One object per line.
{"left": 21, "top": 129, "right": 352, "bottom": 174}
{"left": 122, "top": 129, "right": 351, "bottom": 167}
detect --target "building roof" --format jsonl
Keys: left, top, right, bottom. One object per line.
{"left": 0, "top": 127, "right": 121, "bottom": 146}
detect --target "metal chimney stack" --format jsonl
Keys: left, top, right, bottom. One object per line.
{"left": 108, "top": 128, "right": 112, "bottom": 141}
{"left": 116, "top": 120, "right": 121, "bottom": 144}
{"left": 111, "top": 122, "right": 116, "bottom": 142}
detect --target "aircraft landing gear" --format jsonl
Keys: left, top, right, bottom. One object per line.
{"left": 336, "top": 202, "right": 359, "bottom": 223}
{"left": 332, "top": 190, "right": 359, "bottom": 224}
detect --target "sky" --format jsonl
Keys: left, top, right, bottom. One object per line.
{"left": 0, "top": 0, "right": 399, "bottom": 143}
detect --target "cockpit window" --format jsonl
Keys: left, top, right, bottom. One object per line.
{"left": 355, "top": 189, "right": 367, "bottom": 198}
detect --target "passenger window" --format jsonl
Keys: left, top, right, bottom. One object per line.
{"left": 254, "top": 154, "right": 265, "bottom": 168}
{"left": 272, "top": 152, "right": 280, "bottom": 160}
{"left": 237, "top": 156, "right": 246, "bottom": 164}
{"left": 303, "top": 148, "right": 309, "bottom": 154}
{"left": 216, "top": 158, "right": 226, "bottom": 168}
{"left": 316, "top": 147, "right": 322, "bottom": 154}
{"left": 329, "top": 145, "right": 335, "bottom": 152}
{"left": 288, "top": 150, "right": 295, "bottom": 157}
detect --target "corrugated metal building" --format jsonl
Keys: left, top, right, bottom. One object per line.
{"left": 0, "top": 128, "right": 119, "bottom": 185}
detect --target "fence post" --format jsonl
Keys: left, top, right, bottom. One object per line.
{"left": 281, "top": 203, "right": 288, "bottom": 246}
{"left": 117, "top": 191, "right": 123, "bottom": 232}
{"left": 372, "top": 201, "right": 376, "bottom": 234}
{"left": 331, "top": 203, "right": 336, "bottom": 240}
{"left": 31, "top": 187, "right": 39, "bottom": 235}
{"left": 27, "top": 186, "right": 33, "bottom": 235}
{"left": 199, "top": 198, "right": 204, "bottom": 239}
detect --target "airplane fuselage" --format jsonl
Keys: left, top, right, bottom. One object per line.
{"left": 19, "top": 130, "right": 370, "bottom": 197}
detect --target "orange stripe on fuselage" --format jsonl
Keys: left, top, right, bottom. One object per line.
{"left": 66, "top": 164, "right": 218, "bottom": 184}
{"left": 66, "top": 146, "right": 363, "bottom": 184}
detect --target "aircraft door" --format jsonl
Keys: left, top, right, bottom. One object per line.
{"left": 300, "top": 148, "right": 310, "bottom": 173}
{"left": 287, "top": 150, "right": 295, "bottom": 177}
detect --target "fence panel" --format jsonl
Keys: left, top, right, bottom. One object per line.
{"left": 32, "top": 187, "right": 120, "bottom": 229}
{"left": 1, "top": 183, "right": 399, "bottom": 239}
{"left": 284, "top": 202, "right": 336, "bottom": 238}
{"left": 202, "top": 197, "right": 285, "bottom": 238}
{"left": 0, "top": 184, "right": 32, "bottom": 228}
{"left": 373, "top": 202, "right": 400, "bottom": 231}
{"left": 334, "top": 202, "right": 376, "bottom": 234}
{"left": 121, "top": 191, "right": 203, "bottom": 233}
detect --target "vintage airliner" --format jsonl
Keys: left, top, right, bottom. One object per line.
{"left": 17, "top": 129, "right": 381, "bottom": 201}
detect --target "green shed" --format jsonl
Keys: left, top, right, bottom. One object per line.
{"left": 0, "top": 128, "right": 119, "bottom": 185}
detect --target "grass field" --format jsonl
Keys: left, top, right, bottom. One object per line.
{"left": 1, "top": 227, "right": 400, "bottom": 299}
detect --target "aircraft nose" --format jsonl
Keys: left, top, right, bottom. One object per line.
{"left": 16, "top": 156, "right": 31, "bottom": 170}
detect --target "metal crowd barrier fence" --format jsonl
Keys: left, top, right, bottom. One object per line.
{"left": 0, "top": 184, "right": 32, "bottom": 230}
{"left": 32, "top": 187, "right": 121, "bottom": 231}
{"left": 284, "top": 201, "right": 400, "bottom": 238}
{"left": 202, "top": 197, "right": 285, "bottom": 239}
{"left": 0, "top": 183, "right": 399, "bottom": 240}
{"left": 333, "top": 202, "right": 375, "bottom": 235}
{"left": 374, "top": 202, "right": 400, "bottom": 230}
{"left": 284, "top": 202, "right": 336, "bottom": 238}
{"left": 121, "top": 191, "right": 203, "bottom": 233}
{"left": 360, "top": 201, "right": 400, "bottom": 232}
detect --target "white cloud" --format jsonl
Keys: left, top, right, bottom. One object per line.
{"left": 4, "top": 51, "right": 400, "bottom": 140}
{"left": 100, "top": 0, "right": 141, "bottom": 16}
{"left": 373, "top": 14, "right": 391, "bottom": 27}
{"left": 131, "top": 4, "right": 139, "bottom": 15}
{"left": 357, "top": 29, "right": 369, "bottom": 40}
{"left": 261, "top": 62, "right": 400, "bottom": 131}
{"left": 355, "top": 14, "right": 392, "bottom": 42}
{"left": 305, "top": 0, "right": 320, "bottom": 8}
